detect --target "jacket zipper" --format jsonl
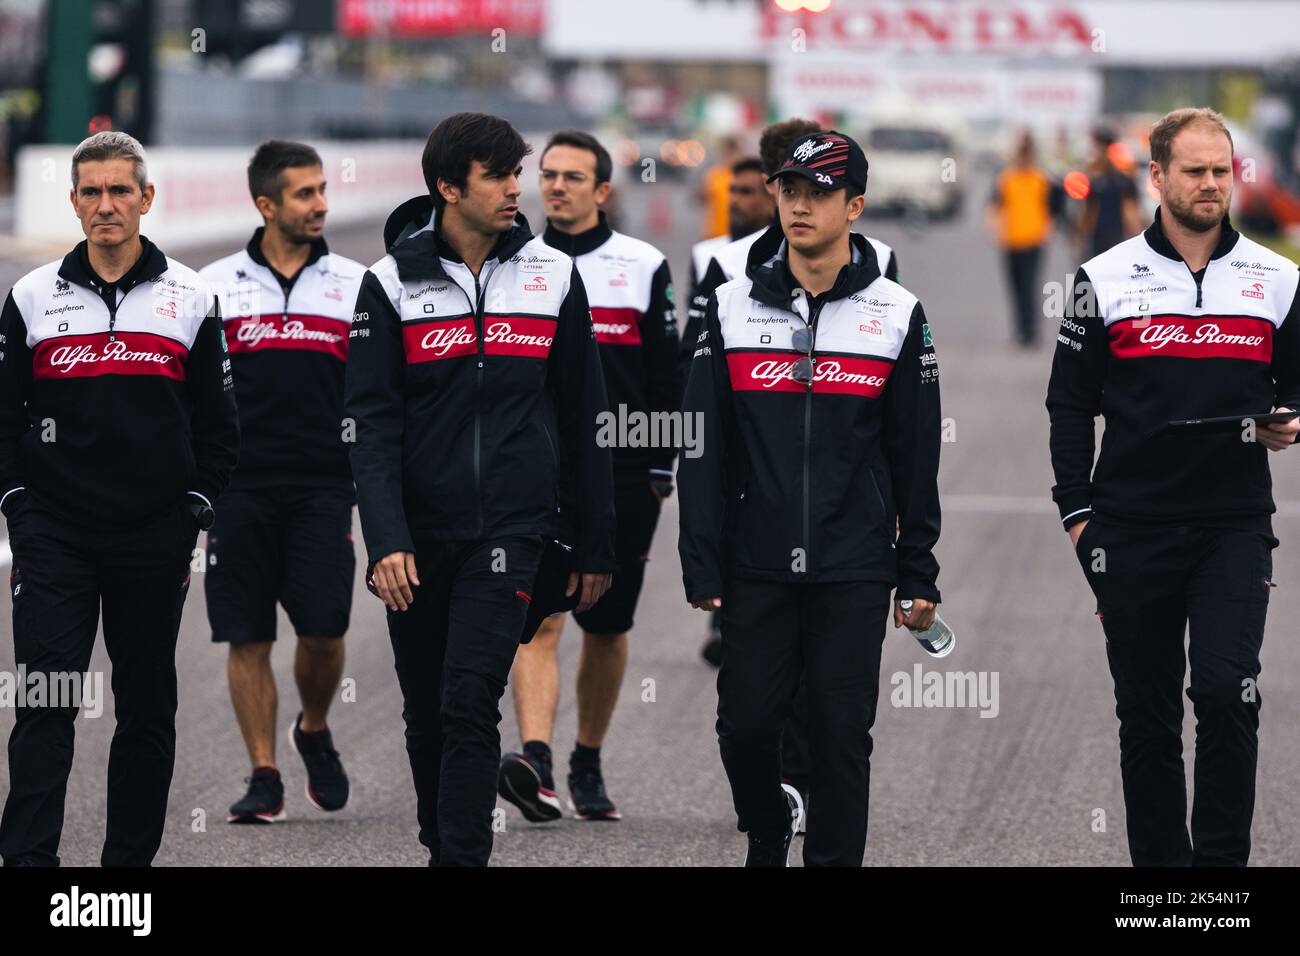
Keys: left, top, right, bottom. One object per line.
{"left": 1191, "top": 262, "right": 1207, "bottom": 308}
{"left": 472, "top": 271, "right": 487, "bottom": 537}
{"left": 448, "top": 268, "right": 489, "bottom": 537}
{"left": 802, "top": 297, "right": 822, "bottom": 574}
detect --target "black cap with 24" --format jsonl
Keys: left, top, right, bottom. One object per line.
{"left": 768, "top": 130, "right": 868, "bottom": 194}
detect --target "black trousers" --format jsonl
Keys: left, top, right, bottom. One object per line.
{"left": 1076, "top": 519, "right": 1274, "bottom": 866}
{"left": 1004, "top": 246, "right": 1043, "bottom": 345}
{"left": 0, "top": 496, "right": 196, "bottom": 867}
{"left": 780, "top": 682, "right": 811, "bottom": 796}
{"left": 717, "top": 576, "right": 891, "bottom": 866}
{"left": 386, "top": 535, "right": 543, "bottom": 866}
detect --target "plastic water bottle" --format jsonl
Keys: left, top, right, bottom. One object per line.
{"left": 899, "top": 600, "right": 955, "bottom": 658}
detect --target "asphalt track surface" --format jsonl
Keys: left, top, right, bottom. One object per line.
{"left": 3, "top": 171, "right": 1299, "bottom": 866}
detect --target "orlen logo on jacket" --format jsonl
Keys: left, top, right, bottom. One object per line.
{"left": 523, "top": 275, "right": 548, "bottom": 292}
{"left": 859, "top": 318, "right": 883, "bottom": 335}
{"left": 1242, "top": 282, "right": 1265, "bottom": 300}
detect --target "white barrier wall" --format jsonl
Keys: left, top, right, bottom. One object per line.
{"left": 15, "top": 141, "right": 428, "bottom": 251}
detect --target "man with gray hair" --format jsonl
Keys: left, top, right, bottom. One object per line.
{"left": 0, "top": 131, "right": 239, "bottom": 865}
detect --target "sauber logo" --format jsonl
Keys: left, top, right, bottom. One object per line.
{"left": 750, "top": 358, "right": 886, "bottom": 389}
{"left": 1138, "top": 322, "right": 1264, "bottom": 351}
{"left": 1242, "top": 282, "right": 1265, "bottom": 300}
{"left": 523, "top": 275, "right": 548, "bottom": 292}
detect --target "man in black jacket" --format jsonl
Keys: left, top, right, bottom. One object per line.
{"left": 679, "top": 131, "right": 942, "bottom": 866}
{"left": 345, "top": 113, "right": 615, "bottom": 866}
{"left": 0, "top": 131, "right": 239, "bottom": 866}
{"left": 1048, "top": 108, "right": 1300, "bottom": 866}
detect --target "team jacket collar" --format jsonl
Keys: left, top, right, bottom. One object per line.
{"left": 58, "top": 234, "right": 167, "bottom": 293}
{"left": 541, "top": 211, "right": 612, "bottom": 257}
{"left": 244, "top": 226, "right": 329, "bottom": 280}
{"left": 745, "top": 223, "right": 881, "bottom": 309}
{"left": 1142, "top": 206, "right": 1240, "bottom": 263}
{"left": 382, "top": 194, "right": 535, "bottom": 282}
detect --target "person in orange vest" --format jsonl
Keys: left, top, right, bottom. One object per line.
{"left": 986, "top": 132, "right": 1064, "bottom": 347}
{"left": 698, "top": 135, "right": 742, "bottom": 239}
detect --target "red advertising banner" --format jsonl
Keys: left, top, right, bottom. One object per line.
{"left": 338, "top": 0, "right": 545, "bottom": 37}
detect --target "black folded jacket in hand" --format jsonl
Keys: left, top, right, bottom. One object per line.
{"left": 520, "top": 538, "right": 579, "bottom": 644}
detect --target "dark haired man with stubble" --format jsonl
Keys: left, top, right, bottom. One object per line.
{"left": 345, "top": 113, "right": 615, "bottom": 865}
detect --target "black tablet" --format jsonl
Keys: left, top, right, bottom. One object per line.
{"left": 1166, "top": 410, "right": 1300, "bottom": 433}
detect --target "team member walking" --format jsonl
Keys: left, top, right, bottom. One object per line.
{"left": 986, "top": 131, "right": 1064, "bottom": 347}
{"left": 0, "top": 131, "right": 239, "bottom": 866}
{"left": 497, "top": 131, "right": 679, "bottom": 824}
{"left": 1048, "top": 108, "right": 1300, "bottom": 866}
{"left": 345, "top": 113, "right": 615, "bottom": 866}
{"left": 200, "top": 141, "right": 366, "bottom": 824}
{"left": 679, "top": 131, "right": 943, "bottom": 866}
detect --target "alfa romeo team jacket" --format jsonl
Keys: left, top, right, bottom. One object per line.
{"left": 344, "top": 196, "right": 616, "bottom": 571}
{"left": 678, "top": 224, "right": 941, "bottom": 602}
{"left": 1047, "top": 209, "right": 1300, "bottom": 531}
{"left": 0, "top": 236, "right": 239, "bottom": 526}
{"left": 201, "top": 229, "right": 366, "bottom": 494}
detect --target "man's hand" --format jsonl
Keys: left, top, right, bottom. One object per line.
{"left": 1068, "top": 519, "right": 1089, "bottom": 548}
{"left": 374, "top": 551, "right": 420, "bottom": 612}
{"left": 1259, "top": 407, "right": 1300, "bottom": 452}
{"left": 567, "top": 571, "right": 612, "bottom": 613}
{"left": 894, "top": 598, "right": 936, "bottom": 631}
{"left": 690, "top": 597, "right": 722, "bottom": 611}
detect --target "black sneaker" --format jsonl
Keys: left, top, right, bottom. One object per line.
{"left": 288, "top": 713, "right": 349, "bottom": 812}
{"left": 498, "top": 751, "right": 563, "bottom": 823}
{"left": 227, "top": 768, "right": 286, "bottom": 824}
{"left": 744, "top": 795, "right": 795, "bottom": 866}
{"left": 568, "top": 765, "right": 622, "bottom": 821}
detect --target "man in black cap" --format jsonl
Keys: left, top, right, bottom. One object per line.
{"left": 679, "top": 131, "right": 943, "bottom": 866}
